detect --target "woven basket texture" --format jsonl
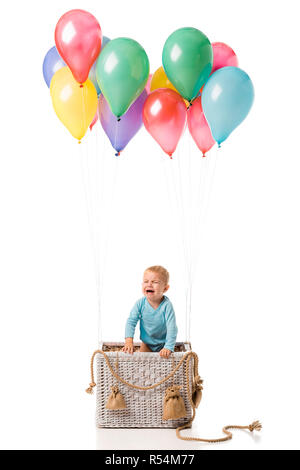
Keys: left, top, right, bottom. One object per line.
{"left": 96, "top": 342, "right": 193, "bottom": 428}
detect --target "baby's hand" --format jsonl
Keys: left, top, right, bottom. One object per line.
{"left": 159, "top": 348, "right": 171, "bottom": 359}
{"left": 123, "top": 338, "right": 134, "bottom": 354}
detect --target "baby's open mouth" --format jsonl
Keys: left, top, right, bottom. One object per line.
{"left": 146, "top": 289, "right": 154, "bottom": 293}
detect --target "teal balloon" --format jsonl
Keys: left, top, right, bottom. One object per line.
{"left": 202, "top": 67, "right": 254, "bottom": 146}
{"left": 96, "top": 38, "right": 149, "bottom": 117}
{"left": 162, "top": 27, "right": 213, "bottom": 102}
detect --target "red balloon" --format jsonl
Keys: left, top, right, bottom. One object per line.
{"left": 143, "top": 89, "right": 187, "bottom": 157}
{"left": 55, "top": 9, "right": 102, "bottom": 84}
{"left": 211, "top": 42, "right": 238, "bottom": 74}
{"left": 188, "top": 96, "right": 215, "bottom": 157}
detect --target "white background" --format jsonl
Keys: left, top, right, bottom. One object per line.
{"left": 0, "top": 0, "right": 299, "bottom": 450}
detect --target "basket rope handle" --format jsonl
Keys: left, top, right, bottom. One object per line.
{"left": 86, "top": 350, "right": 198, "bottom": 393}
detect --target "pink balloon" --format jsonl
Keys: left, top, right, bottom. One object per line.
{"left": 55, "top": 9, "right": 102, "bottom": 84}
{"left": 143, "top": 89, "right": 187, "bottom": 158}
{"left": 89, "top": 111, "right": 98, "bottom": 131}
{"left": 211, "top": 42, "right": 238, "bottom": 74}
{"left": 145, "top": 74, "right": 153, "bottom": 94}
{"left": 188, "top": 96, "right": 215, "bottom": 157}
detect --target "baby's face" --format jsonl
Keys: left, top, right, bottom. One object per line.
{"left": 142, "top": 270, "right": 169, "bottom": 303}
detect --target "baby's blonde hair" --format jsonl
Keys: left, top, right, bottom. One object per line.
{"left": 144, "top": 265, "right": 169, "bottom": 285}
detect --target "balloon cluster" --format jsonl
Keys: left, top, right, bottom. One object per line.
{"left": 43, "top": 9, "right": 254, "bottom": 156}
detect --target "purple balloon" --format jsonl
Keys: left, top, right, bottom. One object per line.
{"left": 42, "top": 46, "right": 65, "bottom": 88}
{"left": 98, "top": 90, "right": 148, "bottom": 155}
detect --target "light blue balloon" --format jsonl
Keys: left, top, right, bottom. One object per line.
{"left": 42, "top": 46, "right": 65, "bottom": 88}
{"left": 89, "top": 36, "right": 111, "bottom": 96}
{"left": 202, "top": 67, "right": 254, "bottom": 146}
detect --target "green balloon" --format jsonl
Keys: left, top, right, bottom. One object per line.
{"left": 162, "top": 27, "right": 213, "bottom": 102}
{"left": 96, "top": 38, "right": 149, "bottom": 118}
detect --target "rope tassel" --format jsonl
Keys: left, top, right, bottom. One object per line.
{"left": 248, "top": 420, "right": 262, "bottom": 432}
{"left": 85, "top": 382, "right": 96, "bottom": 394}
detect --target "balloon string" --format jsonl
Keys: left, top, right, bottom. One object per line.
{"left": 87, "top": 106, "right": 103, "bottom": 345}
{"left": 93, "top": 122, "right": 119, "bottom": 346}
{"left": 177, "top": 132, "right": 188, "bottom": 341}
{"left": 162, "top": 154, "right": 186, "bottom": 291}
{"left": 95, "top": 125, "right": 111, "bottom": 346}
{"left": 97, "top": 114, "right": 118, "bottom": 345}
{"left": 80, "top": 87, "right": 104, "bottom": 345}
{"left": 184, "top": 131, "right": 193, "bottom": 341}
{"left": 114, "top": 117, "right": 119, "bottom": 156}
{"left": 164, "top": 139, "right": 190, "bottom": 342}
{"left": 189, "top": 134, "right": 203, "bottom": 342}
{"left": 97, "top": 132, "right": 107, "bottom": 346}
{"left": 176, "top": 135, "right": 190, "bottom": 283}
{"left": 99, "top": 128, "right": 111, "bottom": 346}
{"left": 87, "top": 96, "right": 103, "bottom": 344}
{"left": 81, "top": 85, "right": 87, "bottom": 140}
{"left": 187, "top": 131, "right": 193, "bottom": 342}
{"left": 172, "top": 154, "right": 189, "bottom": 342}
{"left": 175, "top": 130, "right": 218, "bottom": 342}
{"left": 185, "top": 131, "right": 192, "bottom": 341}
{"left": 98, "top": 144, "right": 120, "bottom": 346}
{"left": 81, "top": 114, "right": 120, "bottom": 347}
{"left": 172, "top": 153, "right": 190, "bottom": 287}
{"left": 184, "top": 131, "right": 193, "bottom": 286}
{"left": 79, "top": 139, "right": 102, "bottom": 338}
{"left": 174, "top": 132, "right": 192, "bottom": 342}
{"left": 191, "top": 146, "right": 219, "bottom": 282}
{"left": 94, "top": 120, "right": 104, "bottom": 345}
{"left": 91, "top": 133, "right": 103, "bottom": 345}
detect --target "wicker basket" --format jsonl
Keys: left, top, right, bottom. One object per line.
{"left": 95, "top": 342, "right": 194, "bottom": 428}
{"left": 86, "top": 342, "right": 262, "bottom": 442}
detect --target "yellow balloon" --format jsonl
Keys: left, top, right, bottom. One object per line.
{"left": 50, "top": 67, "right": 98, "bottom": 141}
{"left": 150, "top": 66, "right": 189, "bottom": 107}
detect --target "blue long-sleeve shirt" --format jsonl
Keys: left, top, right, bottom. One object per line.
{"left": 125, "top": 296, "right": 178, "bottom": 351}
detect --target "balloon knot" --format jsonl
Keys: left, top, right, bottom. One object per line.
{"left": 218, "top": 143, "right": 221, "bottom": 149}
{"left": 202, "top": 153, "right": 206, "bottom": 158}
{"left": 117, "top": 117, "right": 121, "bottom": 122}
{"left": 115, "top": 152, "right": 120, "bottom": 157}
{"left": 80, "top": 84, "right": 84, "bottom": 88}
{"left": 78, "top": 140, "right": 81, "bottom": 144}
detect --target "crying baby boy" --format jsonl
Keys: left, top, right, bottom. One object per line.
{"left": 123, "top": 266, "right": 178, "bottom": 358}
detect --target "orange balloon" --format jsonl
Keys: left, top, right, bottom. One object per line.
{"left": 143, "top": 88, "right": 187, "bottom": 157}
{"left": 150, "top": 67, "right": 189, "bottom": 107}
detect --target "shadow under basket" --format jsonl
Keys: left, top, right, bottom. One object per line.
{"left": 96, "top": 342, "right": 194, "bottom": 428}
